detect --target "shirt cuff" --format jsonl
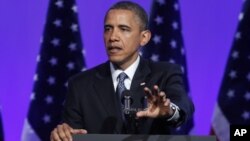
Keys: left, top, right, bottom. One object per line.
{"left": 166, "top": 103, "right": 180, "bottom": 122}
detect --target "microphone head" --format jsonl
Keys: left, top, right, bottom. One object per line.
{"left": 121, "top": 90, "right": 131, "bottom": 97}
{"left": 121, "top": 90, "right": 133, "bottom": 105}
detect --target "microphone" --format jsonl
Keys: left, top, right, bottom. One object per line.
{"left": 120, "top": 90, "right": 138, "bottom": 134}
{"left": 121, "top": 90, "right": 133, "bottom": 115}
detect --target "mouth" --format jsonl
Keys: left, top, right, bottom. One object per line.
{"left": 107, "top": 46, "right": 123, "bottom": 54}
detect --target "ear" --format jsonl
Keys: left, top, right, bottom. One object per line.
{"left": 140, "top": 30, "right": 151, "bottom": 46}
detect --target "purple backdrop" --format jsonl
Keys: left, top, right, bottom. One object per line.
{"left": 0, "top": 0, "right": 242, "bottom": 140}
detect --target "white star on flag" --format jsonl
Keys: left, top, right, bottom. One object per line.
{"left": 154, "top": 16, "right": 163, "bottom": 25}
{"left": 246, "top": 72, "right": 250, "bottom": 81}
{"left": 40, "top": 36, "right": 43, "bottom": 44}
{"left": 235, "top": 32, "right": 241, "bottom": 40}
{"left": 169, "top": 58, "right": 175, "bottom": 64}
{"left": 43, "top": 114, "right": 51, "bottom": 124}
{"left": 68, "top": 42, "right": 77, "bottom": 51}
{"left": 242, "top": 111, "right": 250, "bottom": 120}
{"left": 227, "top": 89, "right": 235, "bottom": 98}
{"left": 30, "top": 92, "right": 35, "bottom": 101}
{"left": 36, "top": 55, "right": 41, "bottom": 62}
{"left": 172, "top": 21, "right": 178, "bottom": 30}
{"left": 33, "top": 74, "right": 38, "bottom": 81}
{"left": 150, "top": 54, "right": 159, "bottom": 62}
{"left": 50, "top": 38, "right": 60, "bottom": 47}
{"left": 244, "top": 92, "right": 250, "bottom": 101}
{"left": 72, "top": 5, "right": 77, "bottom": 13}
{"left": 157, "top": 0, "right": 165, "bottom": 5}
{"left": 67, "top": 62, "right": 75, "bottom": 70}
{"left": 53, "top": 19, "right": 62, "bottom": 27}
{"left": 181, "top": 47, "right": 185, "bottom": 55}
{"left": 229, "top": 70, "right": 237, "bottom": 79}
{"left": 239, "top": 12, "right": 244, "bottom": 21}
{"left": 45, "top": 95, "right": 53, "bottom": 104}
{"left": 174, "top": 3, "right": 179, "bottom": 11}
{"left": 55, "top": 0, "right": 63, "bottom": 8}
{"left": 81, "top": 67, "right": 87, "bottom": 72}
{"left": 49, "top": 57, "right": 58, "bottom": 66}
{"left": 153, "top": 35, "right": 161, "bottom": 44}
{"left": 170, "top": 39, "right": 177, "bottom": 49}
{"left": 71, "top": 23, "right": 78, "bottom": 32}
{"left": 47, "top": 76, "right": 56, "bottom": 85}
{"left": 231, "top": 51, "right": 239, "bottom": 59}
{"left": 181, "top": 66, "right": 185, "bottom": 73}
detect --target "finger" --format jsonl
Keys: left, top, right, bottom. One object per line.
{"left": 145, "top": 87, "right": 159, "bottom": 105}
{"left": 153, "top": 85, "right": 160, "bottom": 96}
{"left": 136, "top": 110, "right": 148, "bottom": 118}
{"left": 164, "top": 98, "right": 171, "bottom": 107}
{"left": 57, "top": 124, "right": 69, "bottom": 141}
{"left": 62, "top": 124, "right": 73, "bottom": 141}
{"left": 51, "top": 128, "right": 61, "bottom": 141}
{"left": 159, "top": 91, "right": 166, "bottom": 102}
{"left": 72, "top": 129, "right": 88, "bottom": 134}
{"left": 159, "top": 91, "right": 165, "bottom": 97}
{"left": 144, "top": 87, "right": 153, "bottom": 100}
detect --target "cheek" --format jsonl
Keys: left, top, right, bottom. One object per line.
{"left": 103, "top": 34, "right": 108, "bottom": 41}
{"left": 121, "top": 34, "right": 141, "bottom": 50}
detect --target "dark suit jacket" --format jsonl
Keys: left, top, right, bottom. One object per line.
{"left": 62, "top": 58, "right": 194, "bottom": 134}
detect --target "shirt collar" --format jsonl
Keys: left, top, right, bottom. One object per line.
{"left": 110, "top": 56, "right": 140, "bottom": 82}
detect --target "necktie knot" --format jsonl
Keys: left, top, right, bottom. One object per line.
{"left": 118, "top": 72, "right": 128, "bottom": 82}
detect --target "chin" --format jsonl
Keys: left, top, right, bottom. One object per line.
{"left": 109, "top": 56, "right": 124, "bottom": 65}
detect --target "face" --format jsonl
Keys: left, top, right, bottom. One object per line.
{"left": 104, "top": 9, "right": 151, "bottom": 70}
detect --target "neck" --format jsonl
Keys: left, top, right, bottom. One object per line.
{"left": 113, "top": 55, "right": 139, "bottom": 70}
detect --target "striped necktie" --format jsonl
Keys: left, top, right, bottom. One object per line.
{"left": 116, "top": 72, "right": 128, "bottom": 97}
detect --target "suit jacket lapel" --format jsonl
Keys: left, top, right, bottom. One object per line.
{"left": 131, "top": 58, "right": 151, "bottom": 91}
{"left": 93, "top": 62, "right": 118, "bottom": 117}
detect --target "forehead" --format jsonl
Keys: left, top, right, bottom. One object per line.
{"left": 105, "top": 9, "right": 140, "bottom": 25}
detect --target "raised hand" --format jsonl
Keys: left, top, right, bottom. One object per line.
{"left": 136, "top": 85, "right": 174, "bottom": 118}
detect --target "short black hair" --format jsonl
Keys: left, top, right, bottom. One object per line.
{"left": 105, "top": 1, "right": 149, "bottom": 31}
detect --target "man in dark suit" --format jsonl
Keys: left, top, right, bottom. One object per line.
{"left": 50, "top": 1, "right": 194, "bottom": 141}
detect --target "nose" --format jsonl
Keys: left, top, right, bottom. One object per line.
{"left": 109, "top": 29, "right": 119, "bottom": 42}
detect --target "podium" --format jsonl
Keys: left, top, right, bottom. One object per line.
{"left": 73, "top": 134, "right": 216, "bottom": 141}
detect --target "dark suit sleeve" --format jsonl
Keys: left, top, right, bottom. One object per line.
{"left": 62, "top": 78, "right": 85, "bottom": 129}
{"left": 162, "top": 64, "right": 194, "bottom": 125}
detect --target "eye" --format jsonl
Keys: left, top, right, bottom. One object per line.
{"left": 104, "top": 26, "right": 112, "bottom": 32}
{"left": 104, "top": 27, "right": 109, "bottom": 32}
{"left": 121, "top": 27, "right": 130, "bottom": 32}
{"left": 121, "top": 28, "right": 129, "bottom": 31}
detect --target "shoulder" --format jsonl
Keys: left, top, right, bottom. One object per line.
{"left": 145, "top": 59, "right": 182, "bottom": 74}
{"left": 68, "top": 62, "right": 108, "bottom": 84}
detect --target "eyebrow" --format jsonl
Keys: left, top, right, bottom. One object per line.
{"left": 104, "top": 23, "right": 131, "bottom": 29}
{"left": 118, "top": 24, "right": 131, "bottom": 29}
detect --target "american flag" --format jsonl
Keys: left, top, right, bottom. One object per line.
{"left": 0, "top": 110, "right": 3, "bottom": 141}
{"left": 141, "top": 0, "right": 194, "bottom": 134}
{"left": 211, "top": 0, "right": 250, "bottom": 140}
{"left": 22, "top": 0, "right": 86, "bottom": 140}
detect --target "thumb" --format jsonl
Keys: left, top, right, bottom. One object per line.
{"left": 136, "top": 110, "right": 148, "bottom": 118}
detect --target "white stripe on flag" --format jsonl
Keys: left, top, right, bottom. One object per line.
{"left": 212, "top": 103, "right": 230, "bottom": 141}
{"left": 22, "top": 119, "right": 40, "bottom": 141}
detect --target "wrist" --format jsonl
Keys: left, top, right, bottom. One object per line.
{"left": 166, "top": 103, "right": 180, "bottom": 122}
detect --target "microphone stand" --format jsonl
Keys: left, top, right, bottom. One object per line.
{"left": 123, "top": 91, "right": 139, "bottom": 134}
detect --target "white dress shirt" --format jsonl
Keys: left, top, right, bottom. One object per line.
{"left": 110, "top": 56, "right": 140, "bottom": 91}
